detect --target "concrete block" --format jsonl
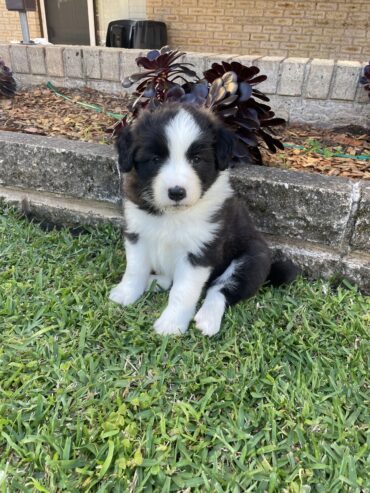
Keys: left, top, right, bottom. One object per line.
{"left": 351, "top": 182, "right": 370, "bottom": 253}
{"left": 14, "top": 74, "right": 86, "bottom": 90}
{"left": 205, "top": 53, "right": 238, "bottom": 70}
{"left": 355, "top": 62, "right": 370, "bottom": 103}
{"left": 14, "top": 74, "right": 48, "bottom": 88}
{"left": 64, "top": 47, "right": 83, "bottom": 79}
{"left": 0, "top": 186, "right": 123, "bottom": 229}
{"left": 45, "top": 46, "right": 64, "bottom": 77}
{"left": 268, "top": 236, "right": 342, "bottom": 281}
{"left": 0, "top": 131, "right": 119, "bottom": 203}
{"left": 278, "top": 57, "right": 309, "bottom": 96}
{"left": 0, "top": 45, "right": 11, "bottom": 67}
{"left": 233, "top": 55, "right": 262, "bottom": 66}
{"left": 231, "top": 165, "right": 353, "bottom": 247}
{"left": 341, "top": 252, "right": 370, "bottom": 294}
{"left": 331, "top": 60, "right": 362, "bottom": 101}
{"left": 86, "top": 80, "right": 125, "bottom": 95}
{"left": 255, "top": 56, "right": 285, "bottom": 94}
{"left": 180, "top": 52, "right": 213, "bottom": 79}
{"left": 305, "top": 58, "right": 334, "bottom": 99}
{"left": 268, "top": 95, "right": 369, "bottom": 128}
{"left": 10, "top": 44, "right": 29, "bottom": 73}
{"left": 120, "top": 49, "right": 143, "bottom": 81}
{"left": 100, "top": 47, "right": 121, "bottom": 81}
{"left": 27, "top": 46, "right": 46, "bottom": 75}
{"left": 83, "top": 47, "right": 101, "bottom": 79}
{"left": 206, "top": 53, "right": 239, "bottom": 64}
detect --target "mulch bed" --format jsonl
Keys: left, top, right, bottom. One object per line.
{"left": 0, "top": 86, "right": 369, "bottom": 180}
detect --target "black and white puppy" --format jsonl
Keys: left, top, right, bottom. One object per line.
{"left": 110, "top": 103, "right": 297, "bottom": 336}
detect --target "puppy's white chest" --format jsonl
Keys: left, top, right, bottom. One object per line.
{"left": 125, "top": 201, "right": 219, "bottom": 277}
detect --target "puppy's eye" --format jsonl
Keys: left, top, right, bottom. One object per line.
{"left": 191, "top": 156, "right": 201, "bottom": 164}
{"left": 152, "top": 156, "right": 160, "bottom": 164}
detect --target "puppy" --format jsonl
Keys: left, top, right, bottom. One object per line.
{"left": 109, "top": 103, "right": 297, "bottom": 336}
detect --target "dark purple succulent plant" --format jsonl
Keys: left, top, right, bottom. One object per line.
{"left": 123, "top": 46, "right": 198, "bottom": 114}
{"left": 359, "top": 61, "right": 370, "bottom": 99}
{"left": 203, "top": 61, "right": 285, "bottom": 163}
{"left": 0, "top": 59, "right": 16, "bottom": 98}
{"left": 119, "top": 47, "right": 286, "bottom": 165}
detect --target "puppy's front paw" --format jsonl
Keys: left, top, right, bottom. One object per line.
{"left": 109, "top": 281, "right": 143, "bottom": 306}
{"left": 154, "top": 308, "right": 190, "bottom": 335}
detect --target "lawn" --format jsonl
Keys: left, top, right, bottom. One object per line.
{"left": 0, "top": 205, "right": 369, "bottom": 493}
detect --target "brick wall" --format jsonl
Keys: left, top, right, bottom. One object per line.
{"left": 146, "top": 0, "right": 370, "bottom": 61}
{"left": 0, "top": 2, "right": 42, "bottom": 44}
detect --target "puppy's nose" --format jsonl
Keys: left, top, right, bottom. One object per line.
{"left": 168, "top": 186, "right": 186, "bottom": 202}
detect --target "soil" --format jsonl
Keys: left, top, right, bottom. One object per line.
{"left": 0, "top": 86, "right": 369, "bottom": 180}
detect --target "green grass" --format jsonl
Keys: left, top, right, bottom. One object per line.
{"left": 0, "top": 206, "right": 369, "bottom": 493}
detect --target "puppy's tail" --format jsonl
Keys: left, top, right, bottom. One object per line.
{"left": 266, "top": 259, "right": 300, "bottom": 287}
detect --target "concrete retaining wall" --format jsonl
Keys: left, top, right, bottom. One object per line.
{"left": 0, "top": 131, "right": 369, "bottom": 292}
{"left": 0, "top": 44, "right": 369, "bottom": 127}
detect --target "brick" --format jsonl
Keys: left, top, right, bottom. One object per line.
{"left": 64, "top": 47, "right": 83, "bottom": 79}
{"left": 83, "top": 47, "right": 101, "bottom": 79}
{"left": 278, "top": 57, "right": 309, "bottom": 96}
{"left": 305, "top": 58, "right": 334, "bottom": 99}
{"left": 206, "top": 23, "right": 223, "bottom": 31}
{"left": 255, "top": 56, "right": 285, "bottom": 94}
{"left": 243, "top": 25, "right": 263, "bottom": 33}
{"left": 99, "top": 48, "right": 121, "bottom": 81}
{"left": 27, "top": 46, "right": 46, "bottom": 75}
{"left": 10, "top": 44, "right": 29, "bottom": 73}
{"left": 223, "top": 40, "right": 241, "bottom": 48}
{"left": 331, "top": 61, "right": 362, "bottom": 100}
{"left": 250, "top": 34, "right": 270, "bottom": 41}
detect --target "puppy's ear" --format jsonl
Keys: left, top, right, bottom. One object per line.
{"left": 215, "top": 126, "right": 234, "bottom": 170}
{"left": 116, "top": 126, "right": 134, "bottom": 173}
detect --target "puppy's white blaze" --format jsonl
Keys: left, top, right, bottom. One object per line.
{"left": 152, "top": 109, "right": 203, "bottom": 208}
{"left": 125, "top": 172, "right": 233, "bottom": 281}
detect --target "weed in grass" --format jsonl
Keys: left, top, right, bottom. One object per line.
{"left": 0, "top": 205, "right": 369, "bottom": 492}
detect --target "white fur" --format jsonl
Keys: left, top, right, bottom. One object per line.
{"left": 109, "top": 239, "right": 151, "bottom": 306}
{"left": 152, "top": 109, "right": 203, "bottom": 209}
{"left": 194, "top": 287, "right": 226, "bottom": 337}
{"left": 195, "top": 260, "right": 240, "bottom": 336}
{"left": 154, "top": 260, "right": 211, "bottom": 335}
{"left": 124, "top": 171, "right": 232, "bottom": 281}
{"left": 146, "top": 274, "right": 172, "bottom": 292}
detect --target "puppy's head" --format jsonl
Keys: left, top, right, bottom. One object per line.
{"left": 116, "top": 104, "right": 234, "bottom": 213}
